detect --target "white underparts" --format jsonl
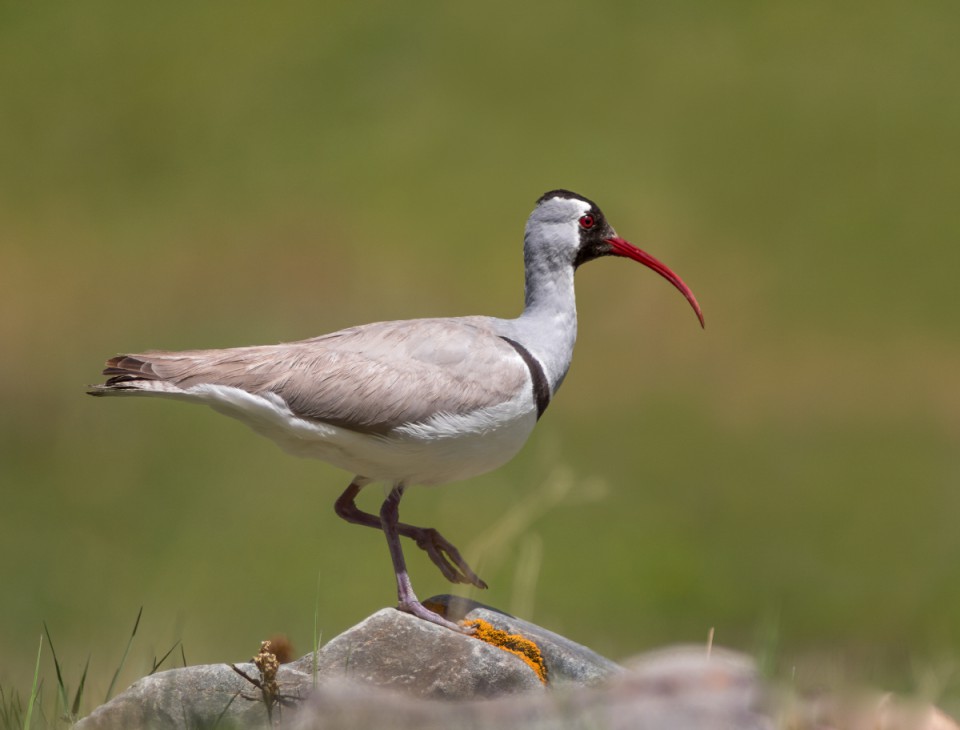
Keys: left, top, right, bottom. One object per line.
{"left": 131, "top": 381, "right": 539, "bottom": 487}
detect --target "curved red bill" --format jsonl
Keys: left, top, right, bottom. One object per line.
{"left": 606, "top": 236, "right": 705, "bottom": 328}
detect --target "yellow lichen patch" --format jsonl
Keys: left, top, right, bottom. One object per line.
{"left": 463, "top": 619, "right": 547, "bottom": 684}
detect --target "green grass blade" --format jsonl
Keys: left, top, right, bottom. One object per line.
{"left": 23, "top": 634, "right": 43, "bottom": 730}
{"left": 71, "top": 655, "right": 91, "bottom": 719}
{"left": 105, "top": 606, "right": 142, "bottom": 703}
{"left": 150, "top": 641, "right": 181, "bottom": 675}
{"left": 42, "top": 621, "right": 69, "bottom": 719}
{"left": 210, "top": 690, "right": 240, "bottom": 729}
{"left": 312, "top": 569, "right": 322, "bottom": 689}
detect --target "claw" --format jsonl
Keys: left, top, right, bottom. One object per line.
{"left": 413, "top": 527, "right": 487, "bottom": 590}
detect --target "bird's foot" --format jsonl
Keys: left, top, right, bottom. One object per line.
{"left": 411, "top": 527, "right": 488, "bottom": 590}
{"left": 397, "top": 598, "right": 476, "bottom": 634}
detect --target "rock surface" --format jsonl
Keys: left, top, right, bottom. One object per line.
{"left": 72, "top": 659, "right": 306, "bottom": 730}
{"left": 286, "top": 604, "right": 546, "bottom": 698}
{"left": 74, "top": 596, "right": 959, "bottom": 730}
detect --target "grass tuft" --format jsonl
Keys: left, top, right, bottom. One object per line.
{"left": 1, "top": 611, "right": 184, "bottom": 730}
{"left": 42, "top": 621, "right": 90, "bottom": 725}
{"left": 41, "top": 622, "right": 69, "bottom": 723}
{"left": 0, "top": 685, "right": 25, "bottom": 730}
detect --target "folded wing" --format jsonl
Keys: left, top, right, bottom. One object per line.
{"left": 93, "top": 318, "right": 529, "bottom": 434}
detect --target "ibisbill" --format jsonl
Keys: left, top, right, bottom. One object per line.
{"left": 89, "top": 189, "right": 704, "bottom": 632}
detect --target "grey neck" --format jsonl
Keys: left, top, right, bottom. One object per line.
{"left": 497, "top": 244, "right": 579, "bottom": 396}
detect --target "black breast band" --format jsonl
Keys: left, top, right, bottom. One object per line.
{"left": 499, "top": 336, "right": 551, "bottom": 420}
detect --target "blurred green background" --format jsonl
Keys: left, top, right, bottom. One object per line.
{"left": 2, "top": 0, "right": 959, "bottom": 711}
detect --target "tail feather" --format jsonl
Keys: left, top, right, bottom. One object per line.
{"left": 88, "top": 354, "right": 169, "bottom": 396}
{"left": 102, "top": 355, "right": 159, "bottom": 381}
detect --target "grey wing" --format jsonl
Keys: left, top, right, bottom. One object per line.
{"left": 277, "top": 318, "right": 530, "bottom": 432}
{"left": 97, "top": 318, "right": 531, "bottom": 434}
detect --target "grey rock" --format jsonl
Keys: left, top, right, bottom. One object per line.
{"left": 74, "top": 660, "right": 312, "bottom": 730}
{"left": 288, "top": 606, "right": 546, "bottom": 698}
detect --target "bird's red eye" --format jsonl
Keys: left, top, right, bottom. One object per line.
{"left": 579, "top": 215, "right": 595, "bottom": 229}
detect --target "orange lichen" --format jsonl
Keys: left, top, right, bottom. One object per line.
{"left": 463, "top": 619, "right": 548, "bottom": 684}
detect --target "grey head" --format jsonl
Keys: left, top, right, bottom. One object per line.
{"left": 525, "top": 190, "right": 705, "bottom": 327}
{"left": 524, "top": 189, "right": 617, "bottom": 272}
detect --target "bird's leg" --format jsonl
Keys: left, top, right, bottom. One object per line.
{"left": 334, "top": 478, "right": 486, "bottom": 589}
{"left": 380, "top": 483, "right": 468, "bottom": 633}
{"left": 333, "top": 477, "right": 379, "bottom": 528}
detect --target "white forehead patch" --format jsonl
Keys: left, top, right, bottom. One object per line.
{"left": 532, "top": 195, "right": 592, "bottom": 225}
